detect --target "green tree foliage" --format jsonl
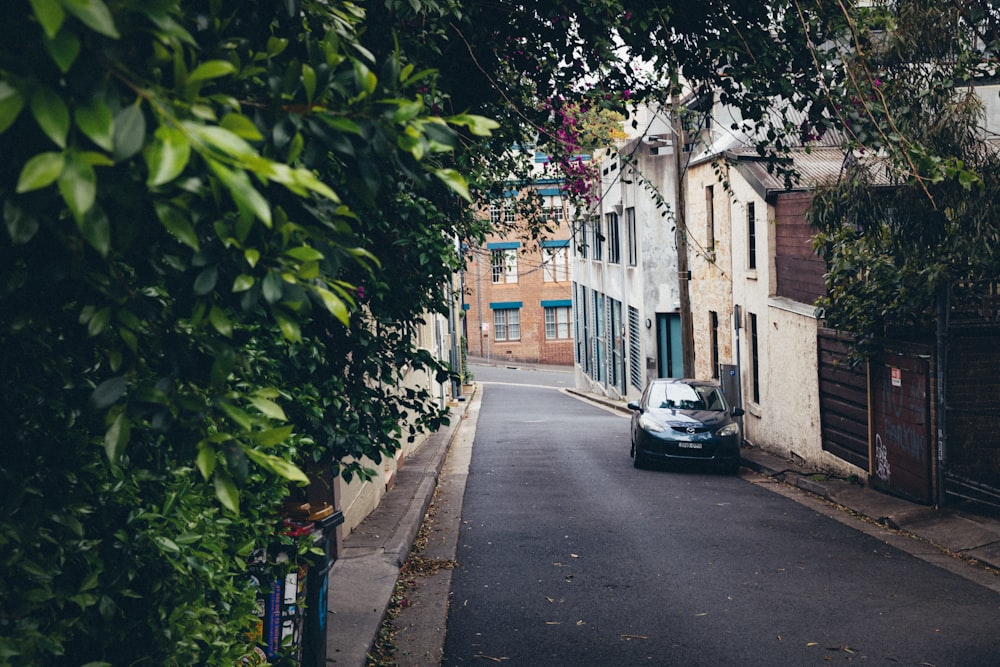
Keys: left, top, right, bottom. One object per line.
{"left": 809, "top": 0, "right": 1000, "bottom": 355}
{"left": 8, "top": 0, "right": 980, "bottom": 662}
{"left": 0, "top": 0, "right": 493, "bottom": 662}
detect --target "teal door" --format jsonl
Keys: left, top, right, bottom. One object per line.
{"left": 656, "top": 313, "right": 683, "bottom": 378}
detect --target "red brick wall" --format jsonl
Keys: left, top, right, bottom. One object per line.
{"left": 463, "top": 219, "right": 573, "bottom": 366}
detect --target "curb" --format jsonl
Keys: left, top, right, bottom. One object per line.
{"left": 326, "top": 389, "right": 476, "bottom": 667}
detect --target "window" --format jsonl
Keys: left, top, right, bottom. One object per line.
{"left": 494, "top": 308, "right": 521, "bottom": 341}
{"left": 490, "top": 203, "right": 502, "bottom": 225}
{"left": 626, "top": 207, "right": 637, "bottom": 266}
{"left": 747, "top": 201, "right": 757, "bottom": 270}
{"left": 543, "top": 243, "right": 569, "bottom": 282}
{"left": 749, "top": 311, "right": 760, "bottom": 403}
{"left": 706, "top": 185, "right": 715, "bottom": 253}
{"left": 710, "top": 311, "right": 719, "bottom": 379}
{"left": 607, "top": 212, "right": 621, "bottom": 264}
{"left": 491, "top": 248, "right": 518, "bottom": 284}
{"left": 505, "top": 201, "right": 516, "bottom": 224}
{"left": 544, "top": 306, "right": 571, "bottom": 339}
{"left": 592, "top": 215, "right": 603, "bottom": 261}
{"left": 544, "top": 196, "right": 564, "bottom": 222}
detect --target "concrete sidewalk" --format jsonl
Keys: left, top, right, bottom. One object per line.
{"left": 326, "top": 389, "right": 475, "bottom": 666}
{"left": 326, "top": 381, "right": 1000, "bottom": 666}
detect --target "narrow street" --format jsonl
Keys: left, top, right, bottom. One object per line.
{"left": 390, "top": 364, "right": 1000, "bottom": 666}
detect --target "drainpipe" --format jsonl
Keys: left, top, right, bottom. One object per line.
{"left": 734, "top": 304, "right": 745, "bottom": 434}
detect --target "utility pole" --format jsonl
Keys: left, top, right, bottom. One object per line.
{"left": 672, "top": 94, "right": 695, "bottom": 378}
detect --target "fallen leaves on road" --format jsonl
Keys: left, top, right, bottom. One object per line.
{"left": 474, "top": 654, "right": 509, "bottom": 663}
{"left": 620, "top": 634, "right": 649, "bottom": 640}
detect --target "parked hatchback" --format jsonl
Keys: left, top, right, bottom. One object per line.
{"left": 628, "top": 379, "right": 744, "bottom": 474}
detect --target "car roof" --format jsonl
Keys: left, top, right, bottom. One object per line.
{"left": 647, "top": 378, "right": 719, "bottom": 387}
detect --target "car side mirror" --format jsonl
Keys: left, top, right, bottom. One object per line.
{"left": 731, "top": 407, "right": 745, "bottom": 417}
{"left": 627, "top": 401, "right": 641, "bottom": 411}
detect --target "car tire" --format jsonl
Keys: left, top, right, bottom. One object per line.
{"left": 633, "top": 449, "right": 646, "bottom": 469}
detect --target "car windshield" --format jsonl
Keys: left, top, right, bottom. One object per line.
{"left": 647, "top": 383, "right": 726, "bottom": 411}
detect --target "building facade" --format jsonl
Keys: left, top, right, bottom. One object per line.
{"left": 464, "top": 164, "right": 575, "bottom": 366}
{"left": 573, "top": 105, "right": 685, "bottom": 401}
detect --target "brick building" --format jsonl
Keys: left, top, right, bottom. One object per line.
{"left": 463, "top": 178, "right": 574, "bottom": 366}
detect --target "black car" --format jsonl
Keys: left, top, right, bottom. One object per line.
{"left": 627, "top": 379, "right": 744, "bottom": 474}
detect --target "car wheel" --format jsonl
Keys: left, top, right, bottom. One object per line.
{"left": 633, "top": 449, "right": 646, "bottom": 469}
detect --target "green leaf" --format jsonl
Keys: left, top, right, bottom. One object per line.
{"left": 30, "top": 86, "right": 70, "bottom": 148}
{"left": 448, "top": 113, "right": 500, "bottom": 136}
{"left": 79, "top": 206, "right": 111, "bottom": 256}
{"left": 30, "top": 0, "right": 66, "bottom": 39}
{"left": 85, "top": 305, "right": 112, "bottom": 336}
{"left": 4, "top": 198, "right": 40, "bottom": 244}
{"left": 244, "top": 449, "right": 309, "bottom": 484}
{"left": 214, "top": 473, "right": 239, "bottom": 513}
{"left": 60, "top": 0, "right": 119, "bottom": 38}
{"left": 77, "top": 150, "right": 114, "bottom": 167}
{"left": 153, "top": 536, "right": 180, "bottom": 554}
{"left": 266, "top": 36, "right": 288, "bottom": 57}
{"left": 193, "top": 266, "right": 218, "bottom": 295}
{"left": 190, "top": 124, "right": 254, "bottom": 159}
{"left": 154, "top": 202, "right": 200, "bottom": 250}
{"left": 302, "top": 64, "right": 317, "bottom": 103}
{"left": 314, "top": 286, "right": 350, "bottom": 326}
{"left": 206, "top": 159, "right": 271, "bottom": 227}
{"left": 45, "top": 28, "right": 81, "bottom": 73}
{"left": 58, "top": 152, "right": 97, "bottom": 220}
{"left": 196, "top": 445, "right": 216, "bottom": 480}
{"left": 0, "top": 81, "right": 25, "bottom": 134}
{"left": 319, "top": 115, "right": 363, "bottom": 135}
{"left": 188, "top": 60, "right": 237, "bottom": 82}
{"left": 90, "top": 376, "right": 126, "bottom": 408}
{"left": 218, "top": 402, "right": 253, "bottom": 431}
{"left": 232, "top": 274, "right": 254, "bottom": 292}
{"left": 249, "top": 397, "right": 286, "bottom": 420}
{"left": 250, "top": 425, "right": 294, "bottom": 447}
{"left": 17, "top": 151, "right": 66, "bottom": 193}
{"left": 104, "top": 411, "right": 130, "bottom": 465}
{"left": 146, "top": 125, "right": 191, "bottom": 186}
{"left": 75, "top": 99, "right": 114, "bottom": 151}
{"left": 208, "top": 305, "right": 233, "bottom": 338}
{"left": 274, "top": 309, "right": 301, "bottom": 342}
{"left": 434, "top": 168, "right": 472, "bottom": 202}
{"left": 113, "top": 104, "right": 146, "bottom": 161}
{"left": 262, "top": 271, "right": 283, "bottom": 303}
{"left": 285, "top": 245, "right": 324, "bottom": 262}
{"left": 244, "top": 248, "right": 260, "bottom": 268}
{"left": 220, "top": 113, "right": 263, "bottom": 141}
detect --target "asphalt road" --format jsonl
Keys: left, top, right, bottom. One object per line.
{"left": 437, "top": 369, "right": 1000, "bottom": 666}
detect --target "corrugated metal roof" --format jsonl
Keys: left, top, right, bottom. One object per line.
{"left": 733, "top": 147, "right": 850, "bottom": 195}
